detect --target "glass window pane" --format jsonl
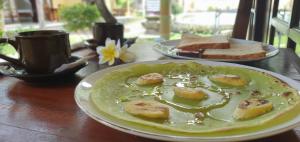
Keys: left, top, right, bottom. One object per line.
{"left": 277, "top": 0, "right": 293, "bottom": 23}
{"left": 170, "top": 0, "right": 239, "bottom": 39}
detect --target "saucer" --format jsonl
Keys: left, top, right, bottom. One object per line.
{"left": 84, "top": 37, "right": 137, "bottom": 50}
{"left": 0, "top": 56, "right": 87, "bottom": 82}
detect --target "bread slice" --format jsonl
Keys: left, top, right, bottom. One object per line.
{"left": 202, "top": 40, "right": 266, "bottom": 60}
{"left": 177, "top": 34, "right": 230, "bottom": 51}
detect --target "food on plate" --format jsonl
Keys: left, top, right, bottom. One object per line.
{"left": 91, "top": 62, "right": 300, "bottom": 134}
{"left": 176, "top": 34, "right": 230, "bottom": 51}
{"left": 171, "top": 34, "right": 267, "bottom": 60}
{"left": 173, "top": 87, "right": 207, "bottom": 100}
{"left": 177, "top": 49, "right": 202, "bottom": 58}
{"left": 209, "top": 74, "right": 248, "bottom": 87}
{"left": 136, "top": 73, "right": 164, "bottom": 85}
{"left": 124, "top": 100, "right": 169, "bottom": 119}
{"left": 233, "top": 98, "right": 273, "bottom": 120}
{"left": 202, "top": 41, "right": 266, "bottom": 60}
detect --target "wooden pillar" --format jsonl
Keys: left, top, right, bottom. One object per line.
{"left": 142, "top": 0, "right": 146, "bottom": 16}
{"left": 287, "top": 0, "right": 300, "bottom": 49}
{"left": 269, "top": 0, "right": 279, "bottom": 45}
{"left": 254, "top": 0, "right": 272, "bottom": 42}
{"left": 232, "top": 0, "right": 253, "bottom": 39}
{"left": 8, "top": 0, "right": 19, "bottom": 22}
{"left": 160, "top": 0, "right": 171, "bottom": 40}
{"left": 30, "top": 0, "right": 38, "bottom": 22}
{"left": 126, "top": 0, "right": 130, "bottom": 16}
{"left": 36, "top": 0, "right": 46, "bottom": 28}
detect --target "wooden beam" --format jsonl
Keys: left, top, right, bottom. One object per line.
{"left": 287, "top": 0, "right": 300, "bottom": 49}
{"left": 30, "top": 0, "right": 38, "bottom": 22}
{"left": 269, "top": 0, "right": 279, "bottom": 45}
{"left": 253, "top": 0, "right": 272, "bottom": 42}
{"left": 271, "top": 18, "right": 289, "bottom": 34}
{"left": 289, "top": 28, "right": 300, "bottom": 45}
{"left": 232, "top": 0, "right": 254, "bottom": 39}
{"left": 160, "top": 0, "right": 171, "bottom": 40}
{"left": 36, "top": 0, "right": 46, "bottom": 28}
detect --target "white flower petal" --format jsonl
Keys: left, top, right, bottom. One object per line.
{"left": 116, "top": 39, "right": 121, "bottom": 50}
{"left": 108, "top": 58, "right": 115, "bottom": 65}
{"left": 115, "top": 49, "right": 120, "bottom": 58}
{"left": 105, "top": 38, "right": 112, "bottom": 46}
{"left": 96, "top": 46, "right": 105, "bottom": 54}
{"left": 98, "top": 56, "right": 108, "bottom": 64}
{"left": 120, "top": 51, "right": 136, "bottom": 63}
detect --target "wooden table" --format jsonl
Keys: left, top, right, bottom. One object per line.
{"left": 1, "top": 40, "right": 300, "bottom": 142}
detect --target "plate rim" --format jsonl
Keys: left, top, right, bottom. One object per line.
{"left": 153, "top": 39, "right": 280, "bottom": 63}
{"left": 74, "top": 60, "right": 300, "bottom": 142}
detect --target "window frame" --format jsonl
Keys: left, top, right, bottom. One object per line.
{"left": 269, "top": 0, "right": 300, "bottom": 50}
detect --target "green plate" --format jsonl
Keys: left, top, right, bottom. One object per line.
{"left": 75, "top": 60, "right": 300, "bottom": 142}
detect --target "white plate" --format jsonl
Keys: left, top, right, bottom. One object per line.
{"left": 74, "top": 60, "right": 300, "bottom": 142}
{"left": 153, "top": 39, "right": 279, "bottom": 63}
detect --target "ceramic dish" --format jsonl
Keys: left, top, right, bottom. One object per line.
{"left": 153, "top": 39, "right": 279, "bottom": 63}
{"left": 0, "top": 56, "right": 87, "bottom": 82}
{"left": 84, "top": 38, "right": 137, "bottom": 50}
{"left": 74, "top": 60, "right": 300, "bottom": 142}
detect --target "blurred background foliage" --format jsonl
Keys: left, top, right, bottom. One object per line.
{"left": 59, "top": 3, "right": 101, "bottom": 32}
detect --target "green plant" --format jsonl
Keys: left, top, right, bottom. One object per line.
{"left": 116, "top": 0, "right": 132, "bottom": 9}
{"left": 0, "top": 0, "right": 4, "bottom": 9}
{"left": 207, "top": 6, "right": 217, "bottom": 11}
{"left": 0, "top": 27, "right": 36, "bottom": 55}
{"left": 59, "top": 3, "right": 101, "bottom": 32}
{"left": 0, "top": 0, "right": 5, "bottom": 37}
{"left": 172, "top": 2, "right": 183, "bottom": 15}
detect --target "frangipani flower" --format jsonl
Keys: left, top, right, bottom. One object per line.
{"left": 96, "top": 38, "right": 135, "bottom": 66}
{"left": 119, "top": 44, "right": 136, "bottom": 63}
{"left": 97, "top": 38, "right": 120, "bottom": 65}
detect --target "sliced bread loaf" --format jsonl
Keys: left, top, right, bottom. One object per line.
{"left": 202, "top": 41, "right": 266, "bottom": 60}
{"left": 177, "top": 34, "right": 230, "bottom": 51}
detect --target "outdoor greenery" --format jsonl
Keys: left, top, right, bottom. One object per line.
{"left": 116, "top": 0, "right": 132, "bottom": 9}
{"left": 0, "top": 27, "right": 36, "bottom": 55}
{"left": 171, "top": 2, "right": 183, "bottom": 15}
{"left": 59, "top": 3, "right": 101, "bottom": 32}
{"left": 0, "top": 0, "right": 4, "bottom": 37}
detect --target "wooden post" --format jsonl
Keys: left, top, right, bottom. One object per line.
{"left": 160, "top": 0, "right": 171, "bottom": 40}
{"left": 232, "top": 0, "right": 253, "bottom": 39}
{"left": 254, "top": 0, "right": 272, "bottom": 42}
{"left": 126, "top": 0, "right": 130, "bottom": 16}
{"left": 36, "top": 0, "right": 46, "bottom": 29}
{"left": 8, "top": 0, "right": 19, "bottom": 22}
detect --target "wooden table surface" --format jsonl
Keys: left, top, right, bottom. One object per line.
{"left": 1, "top": 40, "right": 300, "bottom": 142}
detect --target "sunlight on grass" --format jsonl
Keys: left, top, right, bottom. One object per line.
{"left": 0, "top": 43, "right": 16, "bottom": 55}
{"left": 69, "top": 34, "right": 91, "bottom": 45}
{"left": 170, "top": 32, "right": 212, "bottom": 40}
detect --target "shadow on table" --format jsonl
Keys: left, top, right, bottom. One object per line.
{"left": 247, "top": 130, "right": 300, "bottom": 142}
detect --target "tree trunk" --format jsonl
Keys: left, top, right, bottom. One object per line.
{"left": 95, "top": 0, "right": 117, "bottom": 23}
